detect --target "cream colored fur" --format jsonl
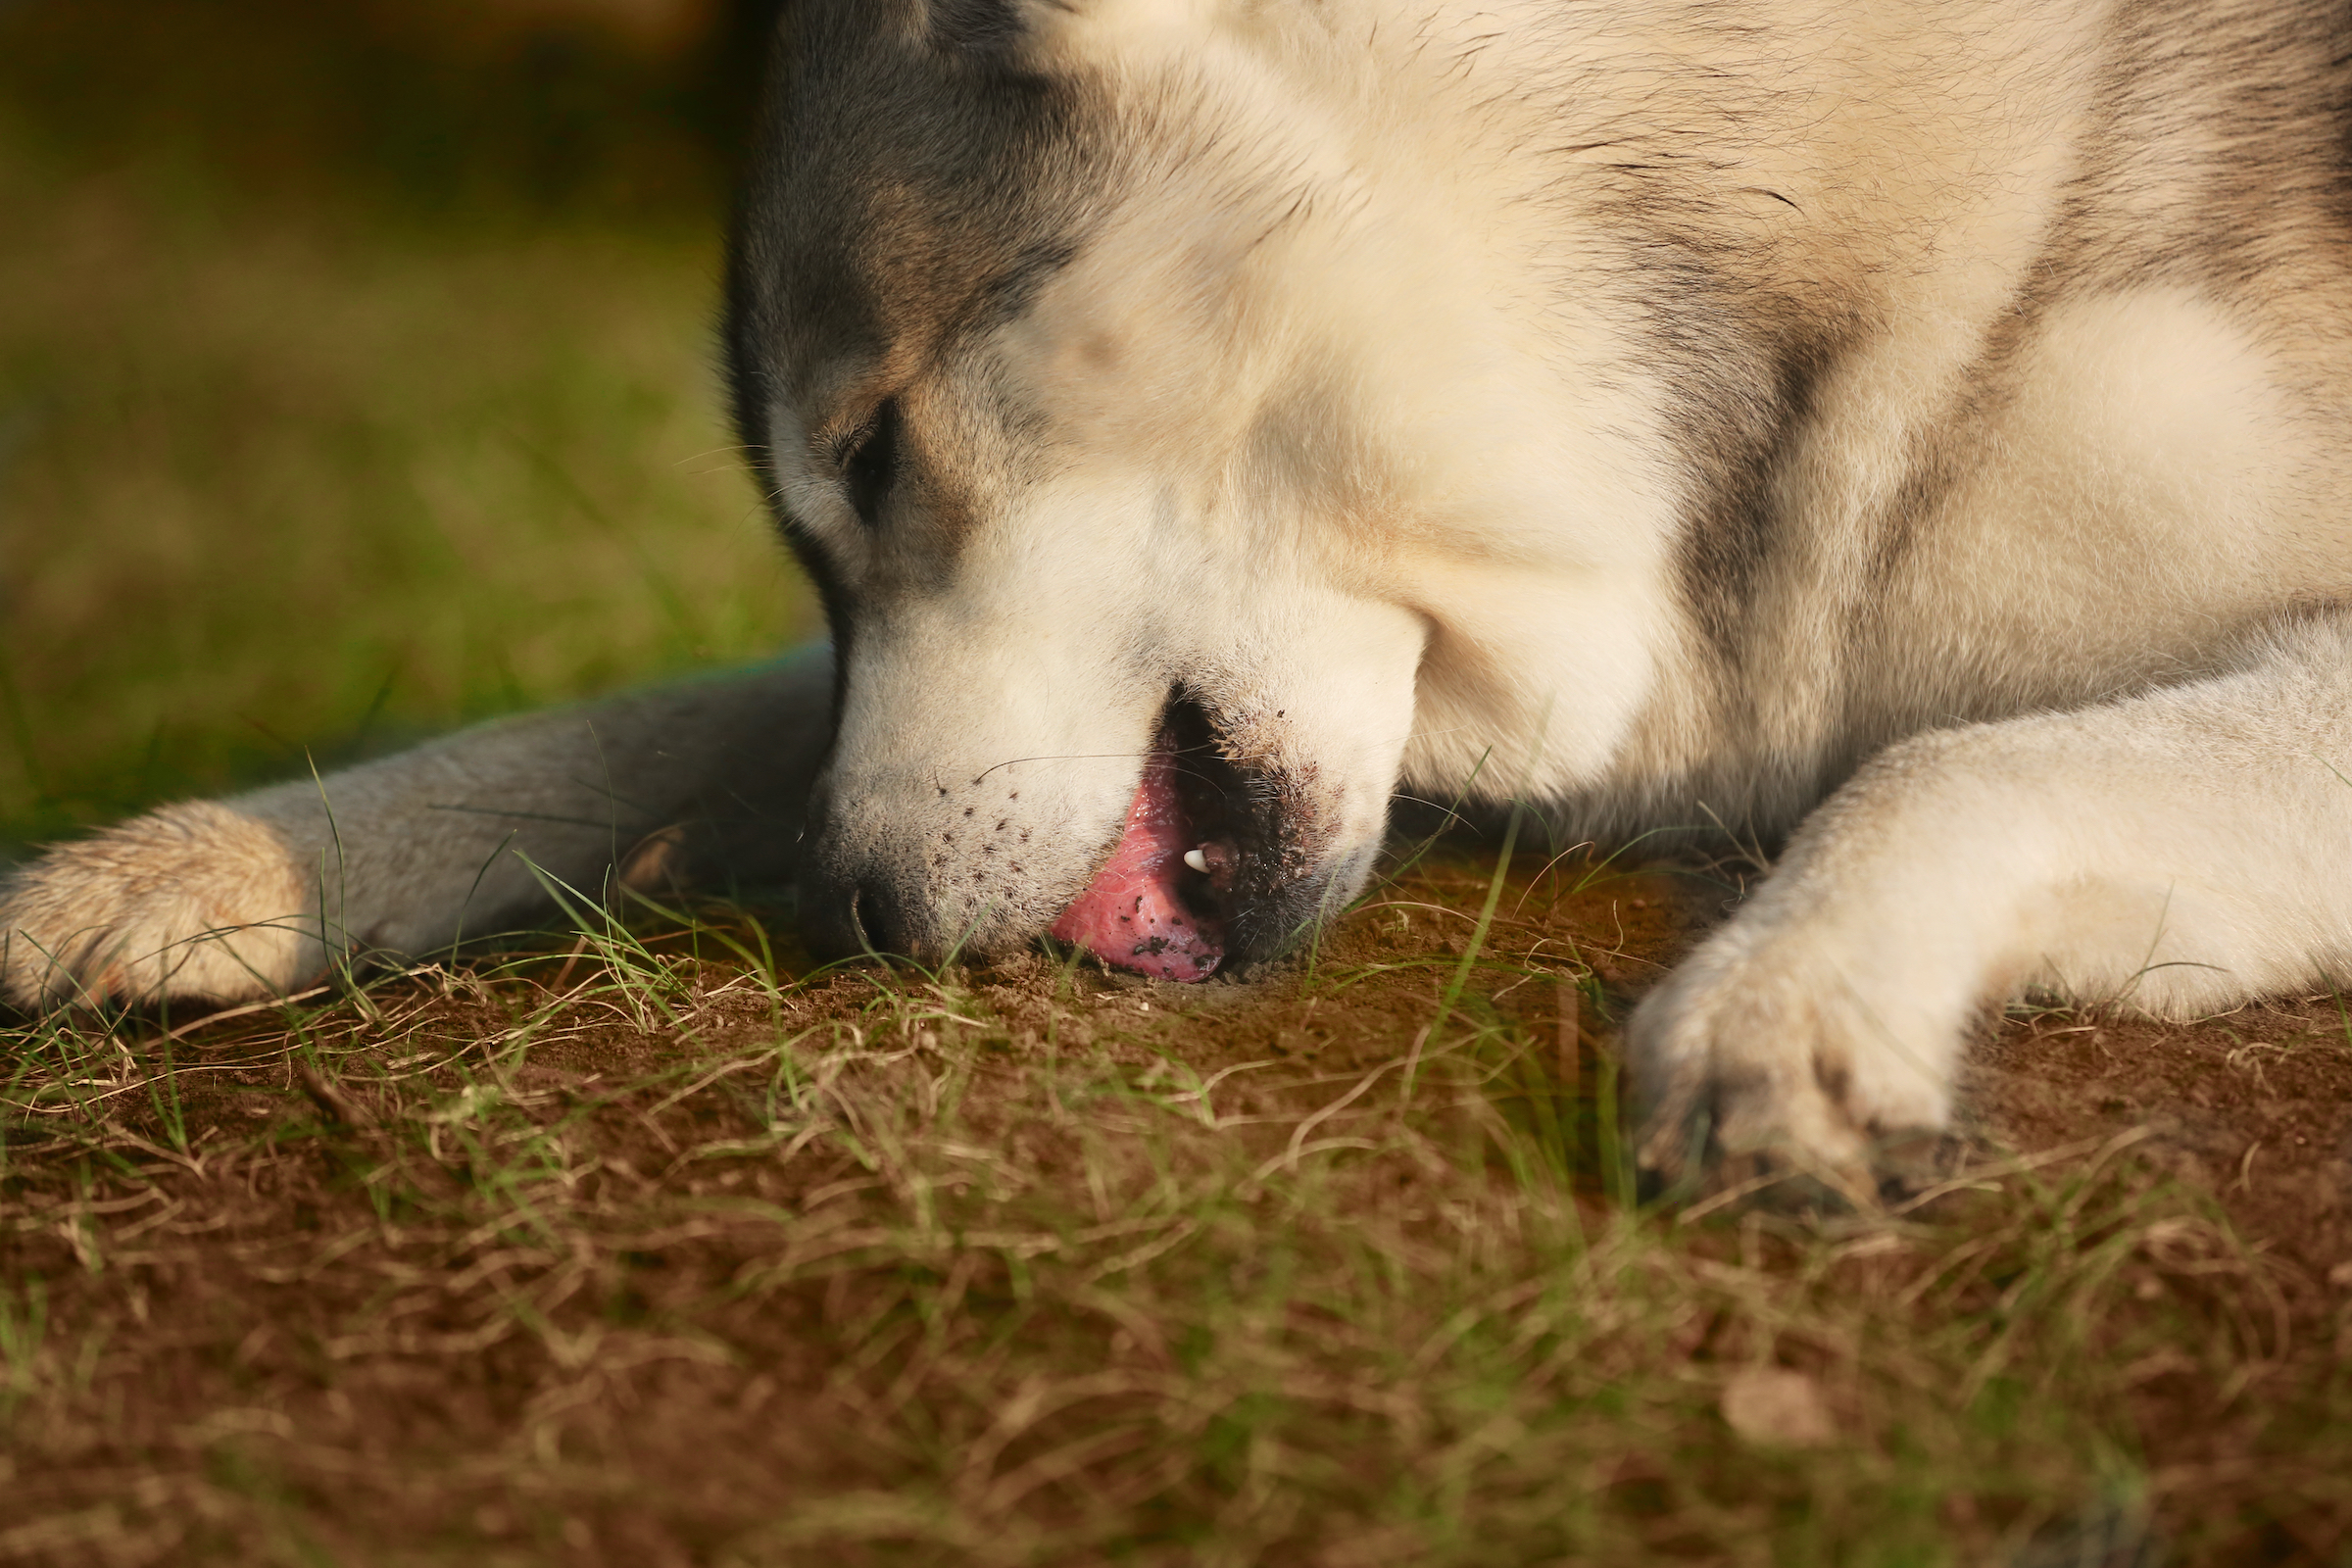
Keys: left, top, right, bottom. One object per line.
{"left": 0, "top": 803, "right": 315, "bottom": 1008}
{"left": 13, "top": 0, "right": 2352, "bottom": 1194}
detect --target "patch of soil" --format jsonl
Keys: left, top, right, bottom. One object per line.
{"left": 4, "top": 843, "right": 2351, "bottom": 1563}
{"left": 1967, "top": 1008, "right": 2352, "bottom": 1273}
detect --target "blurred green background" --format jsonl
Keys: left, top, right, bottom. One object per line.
{"left": 0, "top": 0, "right": 812, "bottom": 851}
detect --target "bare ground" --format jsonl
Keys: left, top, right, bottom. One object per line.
{"left": 2, "top": 844, "right": 2348, "bottom": 1566}
{"left": 19, "top": 8, "right": 2347, "bottom": 1563}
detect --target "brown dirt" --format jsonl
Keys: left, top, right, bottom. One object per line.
{"left": 3, "top": 845, "right": 2350, "bottom": 1563}
{"left": 1970, "top": 1004, "right": 2352, "bottom": 1274}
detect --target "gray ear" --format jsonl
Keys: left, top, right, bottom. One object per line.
{"left": 930, "top": 0, "right": 1029, "bottom": 49}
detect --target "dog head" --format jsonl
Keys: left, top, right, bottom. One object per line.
{"left": 725, "top": 0, "right": 1673, "bottom": 974}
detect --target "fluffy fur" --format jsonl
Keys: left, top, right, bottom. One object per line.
{"left": 13, "top": 0, "right": 2352, "bottom": 1191}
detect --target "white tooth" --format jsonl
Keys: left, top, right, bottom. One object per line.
{"left": 1183, "top": 848, "right": 1210, "bottom": 874}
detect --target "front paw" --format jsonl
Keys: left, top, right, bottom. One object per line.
{"left": 1627, "top": 917, "right": 1964, "bottom": 1207}
{"left": 0, "top": 802, "right": 319, "bottom": 1010}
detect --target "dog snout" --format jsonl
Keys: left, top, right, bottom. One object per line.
{"left": 800, "top": 793, "right": 963, "bottom": 965}
{"left": 798, "top": 777, "right": 891, "bottom": 960}
{"left": 799, "top": 855, "right": 906, "bottom": 962}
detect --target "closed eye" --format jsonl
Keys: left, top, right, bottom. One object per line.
{"left": 838, "top": 396, "right": 901, "bottom": 527}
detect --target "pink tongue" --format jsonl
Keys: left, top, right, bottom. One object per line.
{"left": 1049, "top": 747, "right": 1226, "bottom": 981}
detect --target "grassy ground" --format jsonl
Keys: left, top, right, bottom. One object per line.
{"left": 0, "top": 0, "right": 807, "bottom": 845}
{"left": 5, "top": 859, "right": 2351, "bottom": 1565}
{"left": 4, "top": 5, "right": 2352, "bottom": 1565}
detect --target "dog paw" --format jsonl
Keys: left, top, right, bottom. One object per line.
{"left": 1626, "top": 913, "right": 1965, "bottom": 1208}
{"left": 0, "top": 802, "right": 319, "bottom": 1010}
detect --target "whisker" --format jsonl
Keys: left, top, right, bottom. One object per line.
{"left": 969, "top": 752, "right": 1153, "bottom": 785}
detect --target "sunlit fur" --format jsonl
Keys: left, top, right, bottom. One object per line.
{"left": 729, "top": 0, "right": 2352, "bottom": 1182}
{"left": 13, "top": 0, "right": 2352, "bottom": 1187}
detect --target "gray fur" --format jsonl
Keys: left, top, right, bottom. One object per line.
{"left": 251, "top": 648, "right": 833, "bottom": 958}
{"left": 19, "top": 0, "right": 2352, "bottom": 1190}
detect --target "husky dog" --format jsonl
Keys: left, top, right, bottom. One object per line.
{"left": 14, "top": 0, "right": 2352, "bottom": 1192}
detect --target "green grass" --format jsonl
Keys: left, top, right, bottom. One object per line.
{"left": 0, "top": 880, "right": 2339, "bottom": 1565}
{"left": 0, "top": 6, "right": 809, "bottom": 845}
{"left": 4, "top": 7, "right": 2352, "bottom": 1563}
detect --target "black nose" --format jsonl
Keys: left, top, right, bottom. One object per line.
{"left": 799, "top": 863, "right": 906, "bottom": 962}
{"left": 799, "top": 771, "right": 903, "bottom": 962}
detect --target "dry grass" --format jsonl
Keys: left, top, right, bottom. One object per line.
{"left": 6, "top": 6, "right": 2352, "bottom": 1563}
{"left": 4, "top": 855, "right": 2351, "bottom": 1565}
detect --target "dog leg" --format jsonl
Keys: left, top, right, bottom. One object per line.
{"left": 0, "top": 646, "right": 835, "bottom": 1010}
{"left": 1630, "top": 614, "right": 2352, "bottom": 1199}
